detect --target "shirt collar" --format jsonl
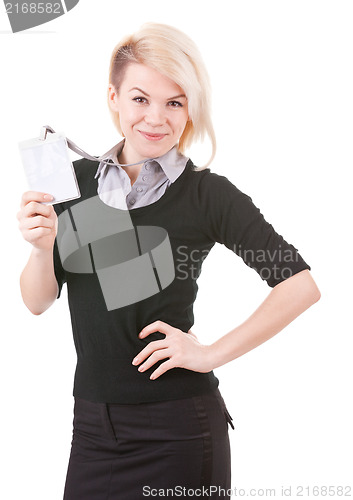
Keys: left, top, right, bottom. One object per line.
{"left": 94, "top": 138, "right": 189, "bottom": 183}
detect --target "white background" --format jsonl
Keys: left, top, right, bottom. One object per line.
{"left": 1, "top": 1, "right": 352, "bottom": 498}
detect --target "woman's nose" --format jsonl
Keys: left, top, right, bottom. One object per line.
{"left": 144, "top": 105, "right": 166, "bottom": 126}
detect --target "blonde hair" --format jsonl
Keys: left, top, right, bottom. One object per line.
{"left": 107, "top": 22, "right": 216, "bottom": 170}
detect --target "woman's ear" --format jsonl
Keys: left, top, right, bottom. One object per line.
{"left": 108, "top": 84, "right": 119, "bottom": 112}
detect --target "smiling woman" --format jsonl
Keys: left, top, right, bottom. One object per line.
{"left": 107, "top": 63, "right": 190, "bottom": 168}
{"left": 107, "top": 22, "right": 216, "bottom": 170}
{"left": 17, "top": 20, "right": 320, "bottom": 500}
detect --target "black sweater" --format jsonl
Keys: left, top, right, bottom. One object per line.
{"left": 53, "top": 157, "right": 311, "bottom": 404}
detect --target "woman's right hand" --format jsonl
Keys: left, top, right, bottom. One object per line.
{"left": 17, "top": 191, "right": 58, "bottom": 251}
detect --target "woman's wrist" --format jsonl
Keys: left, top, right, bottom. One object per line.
{"left": 205, "top": 325, "right": 247, "bottom": 371}
{"left": 31, "top": 244, "right": 54, "bottom": 260}
{"left": 203, "top": 341, "right": 229, "bottom": 372}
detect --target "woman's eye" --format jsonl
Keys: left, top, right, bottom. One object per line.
{"left": 168, "top": 101, "right": 183, "bottom": 108}
{"left": 132, "top": 97, "right": 147, "bottom": 104}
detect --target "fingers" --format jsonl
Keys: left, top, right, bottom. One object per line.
{"left": 132, "top": 339, "right": 166, "bottom": 365}
{"left": 136, "top": 349, "right": 171, "bottom": 372}
{"left": 19, "top": 213, "right": 56, "bottom": 232}
{"left": 150, "top": 359, "right": 175, "bottom": 380}
{"left": 18, "top": 200, "right": 55, "bottom": 220}
{"left": 17, "top": 191, "right": 56, "bottom": 225}
{"left": 17, "top": 191, "right": 58, "bottom": 249}
{"left": 22, "top": 226, "right": 54, "bottom": 245}
{"left": 20, "top": 191, "right": 53, "bottom": 210}
{"left": 138, "top": 320, "right": 171, "bottom": 339}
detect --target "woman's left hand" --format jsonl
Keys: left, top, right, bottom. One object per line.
{"left": 132, "top": 320, "right": 213, "bottom": 380}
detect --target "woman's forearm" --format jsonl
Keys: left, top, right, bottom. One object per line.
{"left": 20, "top": 246, "right": 59, "bottom": 315}
{"left": 208, "top": 269, "right": 321, "bottom": 370}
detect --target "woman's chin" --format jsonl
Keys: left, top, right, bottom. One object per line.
{"left": 134, "top": 143, "right": 171, "bottom": 160}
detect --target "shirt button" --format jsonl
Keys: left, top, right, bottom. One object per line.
{"left": 136, "top": 187, "right": 143, "bottom": 192}
{"left": 142, "top": 175, "right": 148, "bottom": 181}
{"left": 145, "top": 164, "right": 150, "bottom": 170}
{"left": 129, "top": 198, "right": 136, "bottom": 205}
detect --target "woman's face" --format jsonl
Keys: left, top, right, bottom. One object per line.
{"left": 108, "top": 63, "right": 190, "bottom": 164}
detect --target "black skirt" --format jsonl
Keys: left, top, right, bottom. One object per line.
{"left": 63, "top": 386, "right": 235, "bottom": 499}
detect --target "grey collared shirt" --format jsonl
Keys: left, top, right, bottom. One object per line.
{"left": 94, "top": 139, "right": 189, "bottom": 210}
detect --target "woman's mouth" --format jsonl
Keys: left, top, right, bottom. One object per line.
{"left": 139, "top": 131, "right": 166, "bottom": 141}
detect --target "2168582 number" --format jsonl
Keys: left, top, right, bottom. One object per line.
{"left": 5, "top": 2, "right": 62, "bottom": 14}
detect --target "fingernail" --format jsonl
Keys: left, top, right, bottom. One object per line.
{"left": 132, "top": 357, "right": 138, "bottom": 365}
{"left": 44, "top": 194, "right": 53, "bottom": 200}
